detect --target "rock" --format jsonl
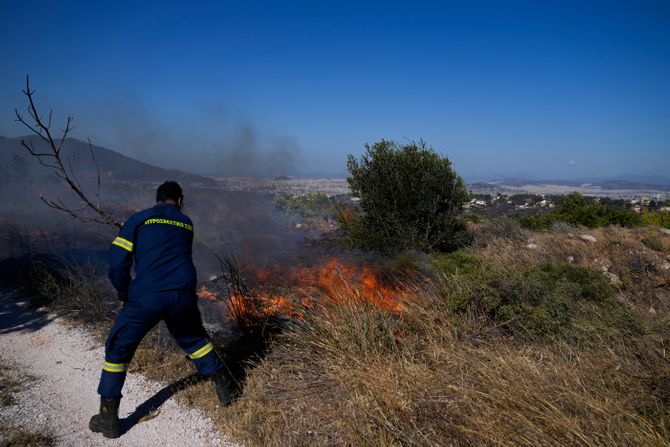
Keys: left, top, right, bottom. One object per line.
{"left": 526, "top": 243, "right": 538, "bottom": 250}
{"left": 592, "top": 257, "right": 613, "bottom": 272}
{"left": 649, "top": 306, "right": 657, "bottom": 316}
{"left": 604, "top": 272, "right": 621, "bottom": 286}
{"left": 295, "top": 223, "right": 303, "bottom": 229}
{"left": 660, "top": 228, "right": 670, "bottom": 236}
{"left": 566, "top": 255, "right": 575, "bottom": 264}
{"left": 580, "top": 234, "right": 597, "bottom": 243}
{"left": 652, "top": 274, "right": 666, "bottom": 288}
{"left": 662, "top": 262, "right": 670, "bottom": 271}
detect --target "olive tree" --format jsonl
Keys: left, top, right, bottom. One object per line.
{"left": 345, "top": 139, "right": 470, "bottom": 253}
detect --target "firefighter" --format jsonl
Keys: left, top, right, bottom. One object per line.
{"left": 89, "top": 181, "right": 232, "bottom": 439}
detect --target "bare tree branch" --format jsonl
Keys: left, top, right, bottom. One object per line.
{"left": 14, "top": 75, "right": 122, "bottom": 229}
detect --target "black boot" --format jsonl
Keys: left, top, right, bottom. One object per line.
{"left": 89, "top": 397, "right": 121, "bottom": 438}
{"left": 213, "top": 372, "right": 234, "bottom": 406}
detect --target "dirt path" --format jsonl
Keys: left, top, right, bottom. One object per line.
{"left": 0, "top": 290, "right": 239, "bottom": 447}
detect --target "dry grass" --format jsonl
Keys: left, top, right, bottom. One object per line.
{"left": 0, "top": 363, "right": 19, "bottom": 407}
{"left": 475, "top": 224, "right": 670, "bottom": 305}
{"left": 214, "top": 223, "right": 670, "bottom": 446}
{"left": 217, "top": 290, "right": 669, "bottom": 446}
{"left": 27, "top": 260, "right": 116, "bottom": 322}
{"left": 0, "top": 430, "right": 54, "bottom": 447}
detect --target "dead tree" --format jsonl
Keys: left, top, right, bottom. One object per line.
{"left": 14, "top": 75, "right": 122, "bottom": 229}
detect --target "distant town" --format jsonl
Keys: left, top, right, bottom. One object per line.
{"left": 208, "top": 176, "right": 670, "bottom": 212}
{"left": 464, "top": 192, "right": 670, "bottom": 217}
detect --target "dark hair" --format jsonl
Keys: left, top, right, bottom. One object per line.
{"left": 156, "top": 181, "right": 183, "bottom": 203}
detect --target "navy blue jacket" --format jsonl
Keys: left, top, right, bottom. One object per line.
{"left": 108, "top": 203, "right": 197, "bottom": 299}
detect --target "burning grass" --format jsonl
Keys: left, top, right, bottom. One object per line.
{"left": 198, "top": 257, "right": 413, "bottom": 326}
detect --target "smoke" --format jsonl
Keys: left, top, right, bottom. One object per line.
{"left": 79, "top": 93, "right": 302, "bottom": 178}
{"left": 207, "top": 123, "right": 300, "bottom": 177}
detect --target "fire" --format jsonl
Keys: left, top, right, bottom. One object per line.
{"left": 197, "top": 285, "right": 218, "bottom": 301}
{"left": 199, "top": 257, "right": 409, "bottom": 324}
{"left": 285, "top": 259, "right": 406, "bottom": 313}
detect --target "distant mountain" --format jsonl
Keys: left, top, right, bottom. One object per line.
{"left": 589, "top": 174, "right": 670, "bottom": 186}
{"left": 469, "top": 176, "right": 670, "bottom": 195}
{"left": 0, "top": 135, "right": 210, "bottom": 185}
{"left": 0, "top": 135, "right": 214, "bottom": 219}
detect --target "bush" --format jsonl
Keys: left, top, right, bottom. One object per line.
{"left": 435, "top": 254, "right": 644, "bottom": 343}
{"left": 518, "top": 192, "right": 643, "bottom": 230}
{"left": 345, "top": 139, "right": 470, "bottom": 253}
{"left": 641, "top": 209, "right": 670, "bottom": 229}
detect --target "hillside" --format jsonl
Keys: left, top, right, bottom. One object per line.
{"left": 0, "top": 135, "right": 212, "bottom": 221}
{"left": 0, "top": 135, "right": 210, "bottom": 186}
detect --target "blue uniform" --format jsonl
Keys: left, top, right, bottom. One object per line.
{"left": 98, "top": 203, "right": 224, "bottom": 399}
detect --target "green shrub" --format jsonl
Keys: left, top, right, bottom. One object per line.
{"left": 641, "top": 209, "right": 670, "bottom": 229}
{"left": 461, "top": 212, "right": 482, "bottom": 223}
{"left": 430, "top": 249, "right": 486, "bottom": 277}
{"left": 517, "top": 214, "right": 554, "bottom": 231}
{"left": 345, "top": 139, "right": 470, "bottom": 253}
{"left": 437, "top": 259, "right": 644, "bottom": 343}
{"left": 518, "top": 192, "right": 643, "bottom": 230}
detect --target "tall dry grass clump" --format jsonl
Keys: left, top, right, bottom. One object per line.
{"left": 28, "top": 260, "right": 116, "bottom": 323}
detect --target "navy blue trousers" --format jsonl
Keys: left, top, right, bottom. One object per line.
{"left": 97, "top": 289, "right": 224, "bottom": 399}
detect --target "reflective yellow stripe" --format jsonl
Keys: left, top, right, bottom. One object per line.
{"left": 112, "top": 236, "right": 133, "bottom": 252}
{"left": 144, "top": 218, "right": 193, "bottom": 231}
{"left": 103, "top": 361, "right": 129, "bottom": 373}
{"left": 189, "top": 342, "right": 213, "bottom": 359}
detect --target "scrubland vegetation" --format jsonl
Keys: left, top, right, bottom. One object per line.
{"left": 518, "top": 192, "right": 670, "bottom": 231}
{"left": 6, "top": 139, "right": 670, "bottom": 446}
{"left": 14, "top": 219, "right": 670, "bottom": 446}
{"left": 218, "top": 221, "right": 670, "bottom": 446}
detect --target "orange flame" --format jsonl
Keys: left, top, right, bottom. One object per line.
{"left": 197, "top": 285, "right": 218, "bottom": 301}
{"left": 201, "top": 257, "right": 408, "bottom": 324}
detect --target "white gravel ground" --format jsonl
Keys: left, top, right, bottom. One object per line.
{"left": 0, "top": 291, "right": 239, "bottom": 447}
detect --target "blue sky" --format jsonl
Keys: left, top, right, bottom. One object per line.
{"left": 1, "top": 0, "right": 668, "bottom": 179}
